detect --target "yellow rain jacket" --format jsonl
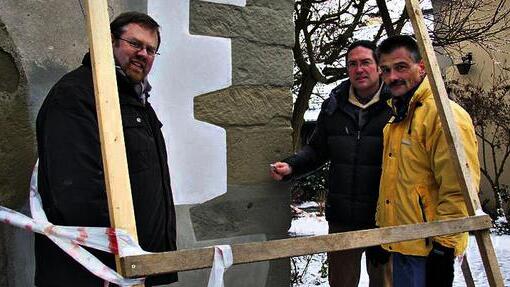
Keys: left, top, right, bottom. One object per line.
{"left": 376, "top": 77, "right": 480, "bottom": 256}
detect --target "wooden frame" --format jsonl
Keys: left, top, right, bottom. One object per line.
{"left": 83, "top": 0, "right": 504, "bottom": 286}
{"left": 121, "top": 215, "right": 492, "bottom": 277}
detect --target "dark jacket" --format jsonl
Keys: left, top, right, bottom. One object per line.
{"left": 285, "top": 80, "right": 392, "bottom": 228}
{"left": 35, "top": 54, "right": 177, "bottom": 287}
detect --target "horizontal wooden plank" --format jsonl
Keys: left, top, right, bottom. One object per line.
{"left": 121, "top": 215, "right": 492, "bottom": 277}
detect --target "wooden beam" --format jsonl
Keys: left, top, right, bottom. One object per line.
{"left": 121, "top": 215, "right": 492, "bottom": 277}
{"left": 405, "top": 0, "right": 480, "bottom": 215}
{"left": 83, "top": 0, "right": 140, "bottom": 281}
{"left": 405, "top": 1, "right": 504, "bottom": 286}
{"left": 461, "top": 256, "right": 476, "bottom": 287}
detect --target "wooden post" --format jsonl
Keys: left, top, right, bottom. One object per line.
{"left": 405, "top": 0, "right": 504, "bottom": 285}
{"left": 83, "top": 0, "right": 141, "bottom": 284}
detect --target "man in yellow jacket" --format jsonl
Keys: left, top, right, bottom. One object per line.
{"left": 375, "top": 35, "right": 480, "bottom": 287}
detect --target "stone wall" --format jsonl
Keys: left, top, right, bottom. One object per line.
{"left": 0, "top": 0, "right": 294, "bottom": 286}
{"left": 174, "top": 1, "right": 294, "bottom": 286}
{"left": 0, "top": 13, "right": 35, "bottom": 287}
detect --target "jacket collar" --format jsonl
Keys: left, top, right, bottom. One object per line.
{"left": 326, "top": 79, "right": 390, "bottom": 116}
{"left": 389, "top": 76, "right": 430, "bottom": 123}
{"left": 81, "top": 53, "right": 150, "bottom": 107}
{"left": 348, "top": 83, "right": 382, "bottom": 109}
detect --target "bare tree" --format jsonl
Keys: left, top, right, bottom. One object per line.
{"left": 449, "top": 76, "right": 510, "bottom": 223}
{"left": 431, "top": 0, "right": 510, "bottom": 49}
{"left": 293, "top": 0, "right": 377, "bottom": 148}
{"left": 292, "top": 0, "right": 510, "bottom": 149}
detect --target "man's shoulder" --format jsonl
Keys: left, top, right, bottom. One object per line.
{"left": 331, "top": 80, "right": 351, "bottom": 97}
{"left": 413, "top": 95, "right": 475, "bottom": 139}
{"left": 320, "top": 80, "right": 351, "bottom": 115}
{"left": 418, "top": 94, "right": 470, "bottom": 118}
{"left": 46, "top": 65, "right": 94, "bottom": 105}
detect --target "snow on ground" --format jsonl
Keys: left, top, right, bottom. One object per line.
{"left": 289, "top": 203, "right": 510, "bottom": 286}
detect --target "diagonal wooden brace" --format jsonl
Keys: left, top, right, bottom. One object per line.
{"left": 405, "top": 0, "right": 504, "bottom": 286}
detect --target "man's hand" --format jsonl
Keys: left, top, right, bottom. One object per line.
{"left": 426, "top": 241, "right": 455, "bottom": 286}
{"left": 270, "top": 162, "right": 292, "bottom": 181}
{"left": 366, "top": 245, "right": 391, "bottom": 267}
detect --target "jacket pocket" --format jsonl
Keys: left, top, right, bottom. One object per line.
{"left": 415, "top": 184, "right": 436, "bottom": 223}
{"left": 121, "top": 110, "right": 150, "bottom": 173}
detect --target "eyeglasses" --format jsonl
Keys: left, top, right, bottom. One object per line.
{"left": 117, "top": 37, "right": 160, "bottom": 56}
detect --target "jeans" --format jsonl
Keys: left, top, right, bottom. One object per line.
{"left": 392, "top": 252, "right": 427, "bottom": 287}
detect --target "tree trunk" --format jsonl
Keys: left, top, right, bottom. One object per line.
{"left": 292, "top": 72, "right": 317, "bottom": 151}
{"left": 494, "top": 185, "right": 506, "bottom": 218}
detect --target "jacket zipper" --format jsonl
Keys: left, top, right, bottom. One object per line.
{"left": 351, "top": 129, "right": 361, "bottom": 198}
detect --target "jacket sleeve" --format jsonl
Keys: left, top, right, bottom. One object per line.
{"left": 39, "top": 84, "right": 110, "bottom": 227}
{"left": 428, "top": 105, "right": 480, "bottom": 255}
{"left": 283, "top": 100, "right": 330, "bottom": 178}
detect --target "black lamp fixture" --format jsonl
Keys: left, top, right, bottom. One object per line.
{"left": 456, "top": 52, "right": 474, "bottom": 75}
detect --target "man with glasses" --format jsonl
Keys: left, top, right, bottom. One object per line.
{"left": 35, "top": 12, "right": 177, "bottom": 286}
{"left": 271, "top": 41, "right": 392, "bottom": 287}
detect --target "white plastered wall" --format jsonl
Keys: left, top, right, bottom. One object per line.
{"left": 148, "top": 0, "right": 245, "bottom": 204}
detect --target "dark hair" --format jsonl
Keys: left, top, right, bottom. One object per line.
{"left": 376, "top": 35, "right": 421, "bottom": 62}
{"left": 346, "top": 40, "right": 378, "bottom": 64}
{"left": 110, "top": 11, "right": 161, "bottom": 49}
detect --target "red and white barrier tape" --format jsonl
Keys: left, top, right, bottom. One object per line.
{"left": 0, "top": 161, "right": 145, "bottom": 286}
{"left": 0, "top": 161, "right": 233, "bottom": 286}
{"left": 207, "top": 245, "right": 233, "bottom": 287}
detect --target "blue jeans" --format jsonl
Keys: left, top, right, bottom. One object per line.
{"left": 392, "top": 253, "right": 427, "bottom": 287}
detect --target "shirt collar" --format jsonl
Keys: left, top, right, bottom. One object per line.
{"left": 115, "top": 66, "right": 152, "bottom": 105}
{"left": 348, "top": 83, "right": 383, "bottom": 109}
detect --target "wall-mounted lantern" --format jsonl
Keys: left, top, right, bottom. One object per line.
{"left": 456, "top": 52, "right": 474, "bottom": 75}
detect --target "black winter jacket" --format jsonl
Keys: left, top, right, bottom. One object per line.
{"left": 35, "top": 54, "right": 177, "bottom": 286}
{"left": 285, "top": 80, "right": 392, "bottom": 228}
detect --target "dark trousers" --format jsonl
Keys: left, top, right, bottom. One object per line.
{"left": 328, "top": 223, "right": 392, "bottom": 287}
{"left": 392, "top": 253, "right": 427, "bottom": 287}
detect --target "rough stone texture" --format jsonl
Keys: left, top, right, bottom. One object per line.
{"left": 227, "top": 127, "right": 293, "bottom": 184}
{"left": 0, "top": 226, "right": 7, "bottom": 287}
{"left": 5, "top": 205, "right": 34, "bottom": 287}
{"left": 189, "top": 1, "right": 294, "bottom": 287}
{"left": 174, "top": 203, "right": 273, "bottom": 287}
{"left": 0, "top": 49, "right": 19, "bottom": 93}
{"left": 190, "top": 0, "right": 294, "bottom": 87}
{"left": 194, "top": 86, "right": 292, "bottom": 127}
{"left": 0, "top": 17, "right": 34, "bottom": 209}
{"left": 0, "top": 0, "right": 87, "bottom": 120}
{"left": 190, "top": 184, "right": 290, "bottom": 240}
{"left": 247, "top": 0, "right": 294, "bottom": 11}
{"left": 190, "top": 0, "right": 294, "bottom": 47}
{"left": 0, "top": 1, "right": 146, "bottom": 120}
{"left": 233, "top": 38, "right": 293, "bottom": 87}
{"left": 0, "top": 16, "right": 36, "bottom": 287}
{"left": 183, "top": 183, "right": 291, "bottom": 287}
